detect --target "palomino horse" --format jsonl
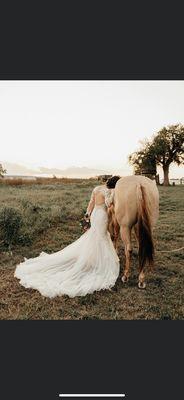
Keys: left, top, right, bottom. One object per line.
{"left": 108, "top": 175, "right": 159, "bottom": 288}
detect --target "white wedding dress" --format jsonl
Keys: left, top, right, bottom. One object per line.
{"left": 14, "top": 186, "right": 120, "bottom": 298}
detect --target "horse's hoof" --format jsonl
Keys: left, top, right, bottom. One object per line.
{"left": 138, "top": 281, "right": 146, "bottom": 289}
{"left": 122, "top": 275, "right": 128, "bottom": 283}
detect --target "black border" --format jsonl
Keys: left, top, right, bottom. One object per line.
{"left": 0, "top": 3, "right": 184, "bottom": 399}
{"left": 1, "top": 320, "right": 183, "bottom": 400}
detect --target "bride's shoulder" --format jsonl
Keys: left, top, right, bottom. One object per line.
{"left": 93, "top": 185, "right": 102, "bottom": 192}
{"left": 93, "top": 185, "right": 109, "bottom": 194}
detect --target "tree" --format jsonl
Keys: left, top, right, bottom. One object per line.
{"left": 0, "top": 163, "right": 6, "bottom": 178}
{"left": 129, "top": 140, "right": 157, "bottom": 178}
{"left": 129, "top": 124, "right": 184, "bottom": 186}
{"left": 150, "top": 124, "right": 184, "bottom": 185}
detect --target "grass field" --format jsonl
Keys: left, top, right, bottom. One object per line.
{"left": 0, "top": 179, "right": 183, "bottom": 320}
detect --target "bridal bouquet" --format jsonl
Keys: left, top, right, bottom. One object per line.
{"left": 80, "top": 215, "right": 91, "bottom": 231}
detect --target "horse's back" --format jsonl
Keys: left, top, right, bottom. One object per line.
{"left": 114, "top": 175, "right": 159, "bottom": 227}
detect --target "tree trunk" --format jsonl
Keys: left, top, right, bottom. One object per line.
{"left": 163, "top": 164, "right": 170, "bottom": 186}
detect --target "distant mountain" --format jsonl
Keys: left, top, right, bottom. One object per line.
{"left": 2, "top": 161, "right": 111, "bottom": 178}
{"left": 3, "top": 162, "right": 40, "bottom": 175}
{"left": 2, "top": 160, "right": 184, "bottom": 179}
{"left": 38, "top": 165, "right": 109, "bottom": 178}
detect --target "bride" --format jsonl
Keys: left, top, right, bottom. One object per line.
{"left": 14, "top": 176, "right": 120, "bottom": 298}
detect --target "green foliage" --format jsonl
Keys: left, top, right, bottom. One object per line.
{"left": 0, "top": 207, "right": 23, "bottom": 247}
{"left": 0, "top": 180, "right": 94, "bottom": 252}
{"left": 150, "top": 124, "right": 184, "bottom": 166}
{"left": 129, "top": 142, "right": 156, "bottom": 175}
{"left": 129, "top": 124, "right": 184, "bottom": 184}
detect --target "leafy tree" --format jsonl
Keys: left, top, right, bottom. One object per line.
{"left": 129, "top": 141, "right": 156, "bottom": 177}
{"left": 150, "top": 124, "right": 184, "bottom": 185}
{"left": 129, "top": 124, "right": 184, "bottom": 185}
{"left": 0, "top": 163, "right": 6, "bottom": 178}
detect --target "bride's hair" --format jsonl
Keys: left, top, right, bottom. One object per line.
{"left": 106, "top": 175, "right": 120, "bottom": 188}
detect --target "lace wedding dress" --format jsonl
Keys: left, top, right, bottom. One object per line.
{"left": 14, "top": 186, "right": 120, "bottom": 298}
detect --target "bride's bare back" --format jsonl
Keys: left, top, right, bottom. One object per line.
{"left": 94, "top": 186, "right": 107, "bottom": 205}
{"left": 86, "top": 185, "right": 114, "bottom": 216}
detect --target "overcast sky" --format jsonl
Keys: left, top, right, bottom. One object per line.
{"left": 0, "top": 80, "right": 184, "bottom": 177}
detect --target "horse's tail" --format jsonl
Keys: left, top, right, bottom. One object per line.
{"left": 136, "top": 184, "right": 154, "bottom": 272}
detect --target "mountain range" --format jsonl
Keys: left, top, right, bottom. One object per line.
{"left": 2, "top": 161, "right": 184, "bottom": 179}
{"left": 2, "top": 161, "right": 128, "bottom": 178}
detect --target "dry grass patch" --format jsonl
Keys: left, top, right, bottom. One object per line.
{"left": 0, "top": 182, "right": 184, "bottom": 320}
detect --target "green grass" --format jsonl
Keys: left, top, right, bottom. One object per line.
{"left": 0, "top": 181, "right": 183, "bottom": 320}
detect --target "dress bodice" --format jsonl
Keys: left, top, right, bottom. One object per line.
{"left": 93, "top": 185, "right": 114, "bottom": 207}
{"left": 86, "top": 185, "right": 114, "bottom": 216}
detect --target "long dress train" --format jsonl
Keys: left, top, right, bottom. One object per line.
{"left": 14, "top": 203, "right": 120, "bottom": 298}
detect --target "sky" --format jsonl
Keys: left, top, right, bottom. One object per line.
{"left": 0, "top": 80, "right": 184, "bottom": 178}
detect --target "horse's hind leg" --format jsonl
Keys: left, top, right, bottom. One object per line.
{"left": 138, "top": 257, "right": 154, "bottom": 289}
{"left": 138, "top": 269, "right": 146, "bottom": 289}
{"left": 114, "top": 222, "right": 120, "bottom": 251}
{"left": 134, "top": 224, "right": 139, "bottom": 246}
{"left": 120, "top": 225, "right": 132, "bottom": 283}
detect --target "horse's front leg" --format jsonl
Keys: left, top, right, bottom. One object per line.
{"left": 120, "top": 225, "right": 132, "bottom": 283}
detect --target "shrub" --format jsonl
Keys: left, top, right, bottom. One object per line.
{"left": 0, "top": 207, "right": 23, "bottom": 249}
{"left": 16, "top": 230, "right": 33, "bottom": 246}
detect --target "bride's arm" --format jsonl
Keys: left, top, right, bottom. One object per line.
{"left": 86, "top": 189, "right": 95, "bottom": 217}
